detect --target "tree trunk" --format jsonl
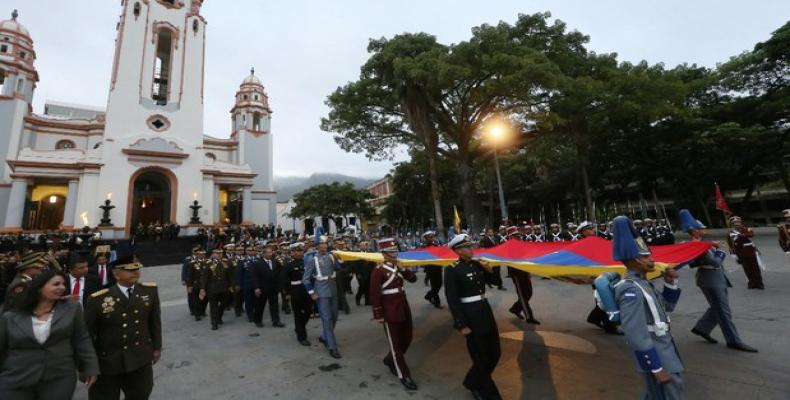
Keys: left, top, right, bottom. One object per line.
{"left": 579, "top": 150, "right": 594, "bottom": 223}
{"left": 426, "top": 146, "right": 446, "bottom": 238}
{"left": 457, "top": 161, "right": 485, "bottom": 234}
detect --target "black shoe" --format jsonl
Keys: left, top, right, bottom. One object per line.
{"left": 432, "top": 300, "right": 443, "bottom": 309}
{"left": 255, "top": 323, "right": 264, "bottom": 328}
{"left": 211, "top": 324, "right": 218, "bottom": 330}
{"left": 218, "top": 319, "right": 224, "bottom": 325}
{"left": 299, "top": 339, "right": 312, "bottom": 347}
{"left": 355, "top": 298, "right": 361, "bottom": 306}
{"left": 691, "top": 328, "right": 718, "bottom": 344}
{"left": 525, "top": 318, "right": 541, "bottom": 325}
{"left": 273, "top": 321, "right": 285, "bottom": 328}
{"left": 727, "top": 343, "right": 758, "bottom": 353}
{"left": 400, "top": 377, "right": 418, "bottom": 391}
{"left": 344, "top": 308, "right": 350, "bottom": 315}
{"left": 195, "top": 315, "right": 202, "bottom": 321}
{"left": 509, "top": 307, "right": 524, "bottom": 320}
{"left": 604, "top": 328, "right": 624, "bottom": 335}
{"left": 329, "top": 349, "right": 342, "bottom": 359}
{"left": 497, "top": 286, "right": 507, "bottom": 291}
{"left": 469, "top": 389, "right": 485, "bottom": 400}
{"left": 383, "top": 359, "right": 397, "bottom": 376}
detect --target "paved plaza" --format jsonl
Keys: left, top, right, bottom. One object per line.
{"left": 74, "top": 234, "right": 790, "bottom": 400}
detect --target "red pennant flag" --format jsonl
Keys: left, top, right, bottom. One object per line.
{"left": 714, "top": 183, "right": 731, "bottom": 213}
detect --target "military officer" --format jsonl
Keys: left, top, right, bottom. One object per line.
{"left": 444, "top": 234, "right": 502, "bottom": 400}
{"left": 728, "top": 216, "right": 765, "bottom": 289}
{"left": 236, "top": 246, "right": 259, "bottom": 323}
{"left": 181, "top": 245, "right": 200, "bottom": 317}
{"left": 2, "top": 256, "right": 46, "bottom": 312}
{"left": 420, "top": 231, "right": 444, "bottom": 309}
{"left": 281, "top": 242, "right": 313, "bottom": 346}
{"left": 581, "top": 221, "right": 621, "bottom": 334}
{"left": 369, "top": 238, "right": 419, "bottom": 391}
{"left": 612, "top": 216, "right": 684, "bottom": 400}
{"left": 777, "top": 209, "right": 790, "bottom": 253}
{"left": 276, "top": 242, "right": 292, "bottom": 315}
{"left": 85, "top": 255, "right": 162, "bottom": 400}
{"left": 187, "top": 248, "right": 209, "bottom": 321}
{"left": 303, "top": 235, "right": 343, "bottom": 359}
{"left": 200, "top": 248, "right": 233, "bottom": 330}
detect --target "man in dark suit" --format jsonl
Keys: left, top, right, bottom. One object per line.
{"left": 252, "top": 245, "right": 285, "bottom": 328}
{"left": 85, "top": 255, "right": 162, "bottom": 400}
{"left": 89, "top": 250, "right": 115, "bottom": 289}
{"left": 66, "top": 254, "right": 101, "bottom": 307}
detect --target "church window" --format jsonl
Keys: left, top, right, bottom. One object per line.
{"left": 133, "top": 2, "right": 141, "bottom": 17}
{"left": 146, "top": 114, "right": 171, "bottom": 131}
{"left": 152, "top": 29, "right": 173, "bottom": 106}
{"left": 252, "top": 112, "right": 262, "bottom": 131}
{"left": 0, "top": 45, "right": 7, "bottom": 53}
{"left": 16, "top": 78, "right": 24, "bottom": 93}
{"left": 206, "top": 153, "right": 216, "bottom": 162}
{"left": 193, "top": 20, "right": 199, "bottom": 34}
{"left": 243, "top": 95, "right": 248, "bottom": 100}
{"left": 0, "top": 70, "right": 5, "bottom": 93}
{"left": 19, "top": 51, "right": 26, "bottom": 59}
{"left": 56, "top": 140, "right": 76, "bottom": 150}
{"left": 254, "top": 95, "right": 259, "bottom": 101}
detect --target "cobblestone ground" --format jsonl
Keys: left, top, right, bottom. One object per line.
{"left": 74, "top": 234, "right": 790, "bottom": 400}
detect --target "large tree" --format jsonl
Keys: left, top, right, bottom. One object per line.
{"left": 289, "top": 182, "right": 374, "bottom": 229}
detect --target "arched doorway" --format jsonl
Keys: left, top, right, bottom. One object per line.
{"left": 129, "top": 170, "right": 174, "bottom": 229}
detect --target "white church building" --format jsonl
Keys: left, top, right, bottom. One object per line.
{"left": 0, "top": 1, "right": 276, "bottom": 237}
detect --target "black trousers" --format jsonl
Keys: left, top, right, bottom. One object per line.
{"left": 336, "top": 270, "right": 351, "bottom": 312}
{"left": 355, "top": 274, "right": 371, "bottom": 305}
{"left": 242, "top": 288, "right": 256, "bottom": 321}
{"left": 292, "top": 294, "right": 313, "bottom": 341}
{"left": 208, "top": 292, "right": 229, "bottom": 324}
{"left": 190, "top": 288, "right": 207, "bottom": 317}
{"left": 490, "top": 266, "right": 504, "bottom": 288}
{"left": 254, "top": 289, "right": 281, "bottom": 324}
{"left": 425, "top": 266, "right": 443, "bottom": 298}
{"left": 508, "top": 268, "right": 535, "bottom": 319}
{"left": 0, "top": 374, "right": 76, "bottom": 400}
{"left": 89, "top": 363, "right": 154, "bottom": 400}
{"left": 232, "top": 290, "right": 243, "bottom": 315}
{"left": 186, "top": 286, "right": 196, "bottom": 315}
{"left": 464, "top": 331, "right": 502, "bottom": 399}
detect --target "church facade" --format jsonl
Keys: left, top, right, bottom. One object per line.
{"left": 0, "top": 1, "right": 276, "bottom": 237}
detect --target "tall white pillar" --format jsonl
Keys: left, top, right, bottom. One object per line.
{"left": 213, "top": 184, "right": 220, "bottom": 224}
{"left": 242, "top": 187, "right": 252, "bottom": 224}
{"left": 4, "top": 179, "right": 28, "bottom": 228}
{"left": 62, "top": 179, "right": 80, "bottom": 228}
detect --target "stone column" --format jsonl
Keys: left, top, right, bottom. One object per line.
{"left": 4, "top": 179, "right": 28, "bottom": 228}
{"left": 62, "top": 179, "right": 80, "bottom": 228}
{"left": 213, "top": 184, "right": 220, "bottom": 224}
{"left": 242, "top": 186, "right": 252, "bottom": 224}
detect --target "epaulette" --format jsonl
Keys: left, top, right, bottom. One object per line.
{"left": 141, "top": 282, "right": 157, "bottom": 287}
{"left": 91, "top": 288, "right": 109, "bottom": 298}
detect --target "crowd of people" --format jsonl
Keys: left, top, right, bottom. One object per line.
{"left": 0, "top": 209, "right": 787, "bottom": 399}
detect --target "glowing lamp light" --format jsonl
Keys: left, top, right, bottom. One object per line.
{"left": 193, "top": 192, "right": 198, "bottom": 201}
{"left": 485, "top": 120, "right": 510, "bottom": 144}
{"left": 80, "top": 211, "right": 89, "bottom": 226}
{"left": 49, "top": 195, "right": 57, "bottom": 204}
{"left": 106, "top": 192, "right": 112, "bottom": 200}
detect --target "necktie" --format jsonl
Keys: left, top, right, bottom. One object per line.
{"left": 267, "top": 259, "right": 272, "bottom": 270}
{"left": 127, "top": 286, "right": 133, "bottom": 299}
{"left": 72, "top": 277, "right": 81, "bottom": 297}
{"left": 99, "top": 265, "right": 105, "bottom": 284}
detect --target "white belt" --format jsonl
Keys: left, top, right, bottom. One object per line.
{"left": 315, "top": 273, "right": 335, "bottom": 281}
{"left": 647, "top": 323, "right": 670, "bottom": 335}
{"left": 743, "top": 243, "right": 755, "bottom": 247}
{"left": 290, "top": 280, "right": 303, "bottom": 285}
{"left": 460, "top": 294, "right": 485, "bottom": 304}
{"left": 382, "top": 288, "right": 403, "bottom": 295}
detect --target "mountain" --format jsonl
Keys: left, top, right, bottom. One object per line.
{"left": 274, "top": 173, "right": 379, "bottom": 202}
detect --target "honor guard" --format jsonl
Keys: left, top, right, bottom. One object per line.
{"left": 303, "top": 235, "right": 343, "bottom": 359}
{"left": 370, "top": 238, "right": 419, "bottom": 391}
{"left": 548, "top": 223, "right": 562, "bottom": 242}
{"left": 420, "top": 231, "right": 444, "bottom": 309}
{"left": 199, "top": 248, "right": 233, "bottom": 330}
{"left": 281, "top": 242, "right": 313, "bottom": 346}
{"left": 654, "top": 220, "right": 675, "bottom": 245}
{"left": 444, "top": 234, "right": 502, "bottom": 400}
{"left": 612, "top": 216, "right": 684, "bottom": 400}
{"left": 85, "top": 255, "right": 162, "bottom": 400}
{"left": 780, "top": 209, "right": 790, "bottom": 253}
{"left": 181, "top": 246, "right": 200, "bottom": 317}
{"left": 597, "top": 223, "right": 613, "bottom": 240}
{"left": 728, "top": 216, "right": 765, "bottom": 289}
{"left": 583, "top": 221, "right": 621, "bottom": 334}
{"left": 277, "top": 242, "right": 293, "bottom": 315}
{"left": 532, "top": 225, "right": 546, "bottom": 242}
{"left": 679, "top": 210, "right": 758, "bottom": 352}
{"left": 188, "top": 248, "right": 209, "bottom": 321}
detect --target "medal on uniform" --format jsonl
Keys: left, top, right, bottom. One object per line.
{"left": 102, "top": 297, "right": 116, "bottom": 314}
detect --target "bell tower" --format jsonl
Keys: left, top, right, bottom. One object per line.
{"left": 103, "top": 0, "right": 206, "bottom": 143}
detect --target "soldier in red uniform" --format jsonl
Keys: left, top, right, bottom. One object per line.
{"left": 370, "top": 238, "right": 418, "bottom": 391}
{"left": 778, "top": 209, "right": 790, "bottom": 253}
{"left": 728, "top": 216, "right": 765, "bottom": 289}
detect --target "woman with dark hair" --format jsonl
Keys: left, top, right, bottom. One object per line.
{"left": 0, "top": 269, "right": 99, "bottom": 399}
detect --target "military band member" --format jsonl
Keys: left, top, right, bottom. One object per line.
{"left": 200, "top": 249, "right": 233, "bottom": 330}
{"left": 281, "top": 243, "right": 313, "bottom": 346}
{"left": 679, "top": 210, "right": 758, "bottom": 353}
{"left": 728, "top": 216, "right": 765, "bottom": 289}
{"left": 444, "top": 234, "right": 502, "bottom": 400}
{"left": 421, "top": 231, "right": 444, "bottom": 309}
{"left": 778, "top": 209, "right": 790, "bottom": 253}
{"left": 85, "top": 255, "right": 162, "bottom": 400}
{"left": 303, "top": 236, "right": 342, "bottom": 359}
{"left": 612, "top": 216, "right": 684, "bottom": 400}
{"left": 370, "top": 238, "right": 419, "bottom": 391}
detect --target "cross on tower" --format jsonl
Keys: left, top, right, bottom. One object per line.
{"left": 250, "top": 67, "right": 255, "bottom": 76}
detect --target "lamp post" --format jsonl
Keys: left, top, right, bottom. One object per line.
{"left": 486, "top": 122, "right": 509, "bottom": 224}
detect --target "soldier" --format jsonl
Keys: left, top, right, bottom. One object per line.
{"left": 421, "top": 231, "right": 444, "bottom": 309}
{"left": 236, "top": 246, "right": 259, "bottom": 323}
{"left": 370, "top": 238, "right": 419, "bottom": 391}
{"left": 577, "top": 221, "right": 595, "bottom": 239}
{"left": 281, "top": 242, "right": 312, "bottom": 346}
{"left": 479, "top": 228, "right": 505, "bottom": 291}
{"left": 532, "top": 225, "right": 546, "bottom": 243}
{"left": 654, "top": 219, "right": 675, "bottom": 245}
{"left": 642, "top": 218, "right": 657, "bottom": 245}
{"left": 200, "top": 248, "right": 233, "bottom": 330}
{"left": 251, "top": 245, "right": 285, "bottom": 328}
{"left": 597, "top": 223, "right": 613, "bottom": 240}
{"left": 677, "top": 210, "right": 758, "bottom": 353}
{"left": 181, "top": 245, "right": 200, "bottom": 317}
{"left": 728, "top": 216, "right": 765, "bottom": 289}
{"left": 778, "top": 209, "right": 790, "bottom": 253}
{"left": 2, "top": 256, "right": 46, "bottom": 312}
{"left": 444, "top": 234, "right": 502, "bottom": 400}
{"left": 188, "top": 248, "right": 209, "bottom": 321}
{"left": 352, "top": 241, "right": 375, "bottom": 306}
{"left": 548, "top": 223, "right": 562, "bottom": 242}
{"left": 85, "top": 255, "right": 162, "bottom": 400}
{"left": 612, "top": 216, "right": 684, "bottom": 400}
{"left": 558, "top": 223, "right": 574, "bottom": 241}
{"left": 582, "top": 220, "right": 621, "bottom": 334}
{"left": 303, "top": 236, "right": 343, "bottom": 359}
{"left": 277, "top": 242, "right": 292, "bottom": 315}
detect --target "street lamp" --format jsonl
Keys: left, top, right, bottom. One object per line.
{"left": 485, "top": 120, "right": 509, "bottom": 224}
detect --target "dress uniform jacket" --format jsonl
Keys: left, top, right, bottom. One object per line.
{"left": 690, "top": 249, "right": 731, "bottom": 289}
{"left": 302, "top": 252, "right": 339, "bottom": 298}
{"left": 777, "top": 223, "right": 790, "bottom": 252}
{"left": 444, "top": 259, "right": 496, "bottom": 334}
{"left": 615, "top": 270, "right": 683, "bottom": 374}
{"left": 2, "top": 274, "right": 32, "bottom": 312}
{"left": 370, "top": 263, "right": 416, "bottom": 323}
{"left": 200, "top": 259, "right": 232, "bottom": 295}
{"left": 281, "top": 258, "right": 309, "bottom": 298}
{"left": 84, "top": 283, "right": 162, "bottom": 375}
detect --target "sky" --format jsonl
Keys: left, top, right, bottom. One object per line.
{"left": 4, "top": 0, "right": 788, "bottom": 178}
